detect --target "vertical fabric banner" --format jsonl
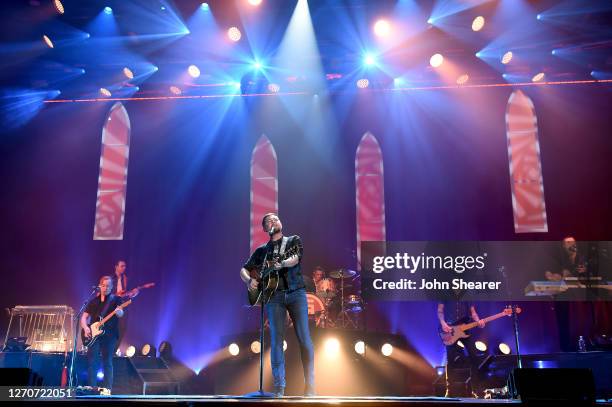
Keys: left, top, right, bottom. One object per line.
{"left": 94, "top": 102, "right": 131, "bottom": 240}
{"left": 356, "top": 132, "right": 386, "bottom": 270}
{"left": 250, "top": 135, "right": 278, "bottom": 253}
{"left": 506, "top": 90, "right": 548, "bottom": 233}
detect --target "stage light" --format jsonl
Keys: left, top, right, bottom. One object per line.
{"left": 430, "top": 53, "right": 444, "bottom": 68}
{"left": 103, "top": 6, "right": 112, "bottom": 15}
{"left": 363, "top": 53, "right": 377, "bottom": 67}
{"left": 354, "top": 341, "right": 365, "bottom": 355}
{"left": 498, "top": 343, "right": 511, "bottom": 355}
{"left": 551, "top": 49, "right": 557, "bottom": 56}
{"left": 141, "top": 343, "right": 156, "bottom": 357}
{"left": 99, "top": 88, "right": 112, "bottom": 97}
{"left": 125, "top": 345, "right": 136, "bottom": 357}
{"left": 201, "top": 2, "right": 210, "bottom": 11}
{"left": 475, "top": 341, "right": 487, "bottom": 352}
{"left": 356, "top": 78, "right": 369, "bottom": 89}
{"left": 283, "top": 340, "right": 288, "bottom": 351}
{"left": 228, "top": 343, "right": 240, "bottom": 356}
{"left": 115, "top": 349, "right": 122, "bottom": 357}
{"left": 268, "top": 83, "right": 280, "bottom": 93}
{"left": 471, "top": 16, "right": 485, "bottom": 32}
{"left": 457, "top": 341, "right": 465, "bottom": 348}
{"left": 230, "top": 81, "right": 241, "bottom": 90}
{"left": 252, "top": 60, "right": 263, "bottom": 70}
{"left": 250, "top": 340, "right": 261, "bottom": 354}
{"left": 456, "top": 74, "right": 469, "bottom": 85}
{"left": 436, "top": 366, "right": 445, "bottom": 376}
{"left": 97, "top": 370, "right": 104, "bottom": 380}
{"left": 381, "top": 343, "right": 393, "bottom": 357}
{"left": 393, "top": 77, "right": 404, "bottom": 87}
{"left": 324, "top": 338, "right": 340, "bottom": 357}
{"left": 248, "top": 0, "right": 262, "bottom": 6}
{"left": 532, "top": 72, "right": 545, "bottom": 82}
{"left": 54, "top": 0, "right": 64, "bottom": 14}
{"left": 536, "top": 14, "right": 542, "bottom": 21}
{"left": 169, "top": 86, "right": 182, "bottom": 95}
{"left": 501, "top": 51, "right": 513, "bottom": 64}
{"left": 123, "top": 67, "right": 134, "bottom": 79}
{"left": 159, "top": 341, "right": 173, "bottom": 358}
{"left": 228, "top": 26, "right": 242, "bottom": 42}
{"left": 42, "top": 35, "right": 54, "bottom": 49}
{"left": 188, "top": 65, "right": 201, "bottom": 78}
{"left": 373, "top": 19, "right": 391, "bottom": 37}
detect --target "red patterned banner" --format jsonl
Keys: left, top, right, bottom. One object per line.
{"left": 506, "top": 90, "right": 548, "bottom": 233}
{"left": 250, "top": 135, "right": 278, "bottom": 253}
{"left": 356, "top": 132, "right": 386, "bottom": 270}
{"left": 94, "top": 103, "right": 131, "bottom": 240}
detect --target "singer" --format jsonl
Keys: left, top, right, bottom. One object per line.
{"left": 80, "top": 275, "right": 125, "bottom": 390}
{"left": 239, "top": 213, "right": 315, "bottom": 397}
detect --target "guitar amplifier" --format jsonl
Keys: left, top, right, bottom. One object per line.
{"left": 3, "top": 305, "right": 74, "bottom": 353}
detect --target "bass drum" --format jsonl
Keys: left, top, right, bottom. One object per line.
{"left": 306, "top": 293, "right": 326, "bottom": 327}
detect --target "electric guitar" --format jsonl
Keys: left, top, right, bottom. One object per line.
{"left": 247, "top": 245, "right": 299, "bottom": 306}
{"left": 438, "top": 306, "right": 521, "bottom": 346}
{"left": 81, "top": 299, "right": 132, "bottom": 347}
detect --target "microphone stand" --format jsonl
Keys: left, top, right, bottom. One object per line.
{"left": 244, "top": 249, "right": 274, "bottom": 398}
{"left": 68, "top": 286, "right": 98, "bottom": 388}
{"left": 499, "top": 266, "right": 522, "bottom": 369}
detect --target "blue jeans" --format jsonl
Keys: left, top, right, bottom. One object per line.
{"left": 87, "top": 334, "right": 117, "bottom": 389}
{"left": 265, "top": 288, "right": 314, "bottom": 389}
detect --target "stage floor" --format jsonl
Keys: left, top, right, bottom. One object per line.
{"left": 70, "top": 395, "right": 612, "bottom": 406}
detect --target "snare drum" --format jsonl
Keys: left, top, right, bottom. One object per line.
{"left": 346, "top": 294, "right": 363, "bottom": 313}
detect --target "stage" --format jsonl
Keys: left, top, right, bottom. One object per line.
{"left": 41, "top": 395, "right": 612, "bottom": 406}
{"left": 1, "top": 0, "right": 612, "bottom": 405}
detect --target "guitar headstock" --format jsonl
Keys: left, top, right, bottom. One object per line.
{"left": 503, "top": 306, "right": 522, "bottom": 316}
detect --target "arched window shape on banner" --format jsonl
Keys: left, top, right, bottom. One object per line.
{"left": 506, "top": 90, "right": 548, "bottom": 233}
{"left": 356, "top": 132, "right": 386, "bottom": 270}
{"left": 93, "top": 102, "right": 131, "bottom": 240}
{"left": 250, "top": 135, "right": 278, "bottom": 252}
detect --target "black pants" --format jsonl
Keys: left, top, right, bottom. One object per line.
{"left": 87, "top": 334, "right": 118, "bottom": 389}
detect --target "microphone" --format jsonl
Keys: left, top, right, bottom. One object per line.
{"left": 92, "top": 285, "right": 100, "bottom": 291}
{"left": 269, "top": 226, "right": 275, "bottom": 236}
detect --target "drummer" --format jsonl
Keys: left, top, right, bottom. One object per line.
{"left": 312, "top": 266, "right": 325, "bottom": 287}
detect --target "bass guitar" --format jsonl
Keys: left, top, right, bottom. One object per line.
{"left": 82, "top": 299, "right": 132, "bottom": 347}
{"left": 439, "top": 306, "right": 521, "bottom": 346}
{"left": 247, "top": 245, "right": 299, "bottom": 306}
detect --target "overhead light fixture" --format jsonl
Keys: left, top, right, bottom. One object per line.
{"left": 472, "top": 16, "right": 485, "bottom": 32}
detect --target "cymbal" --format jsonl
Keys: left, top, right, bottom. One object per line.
{"left": 329, "top": 269, "right": 357, "bottom": 279}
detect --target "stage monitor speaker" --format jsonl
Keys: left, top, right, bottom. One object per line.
{"left": 508, "top": 368, "right": 595, "bottom": 406}
{"left": 0, "top": 368, "right": 43, "bottom": 386}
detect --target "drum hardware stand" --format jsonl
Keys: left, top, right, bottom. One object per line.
{"left": 337, "top": 270, "right": 358, "bottom": 329}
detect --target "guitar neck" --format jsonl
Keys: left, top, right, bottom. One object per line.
{"left": 98, "top": 300, "right": 131, "bottom": 325}
{"left": 463, "top": 311, "right": 508, "bottom": 330}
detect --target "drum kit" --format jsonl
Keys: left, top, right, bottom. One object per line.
{"left": 306, "top": 268, "right": 363, "bottom": 329}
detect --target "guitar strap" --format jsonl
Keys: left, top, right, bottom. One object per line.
{"left": 99, "top": 294, "right": 115, "bottom": 319}
{"left": 279, "top": 236, "right": 289, "bottom": 255}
